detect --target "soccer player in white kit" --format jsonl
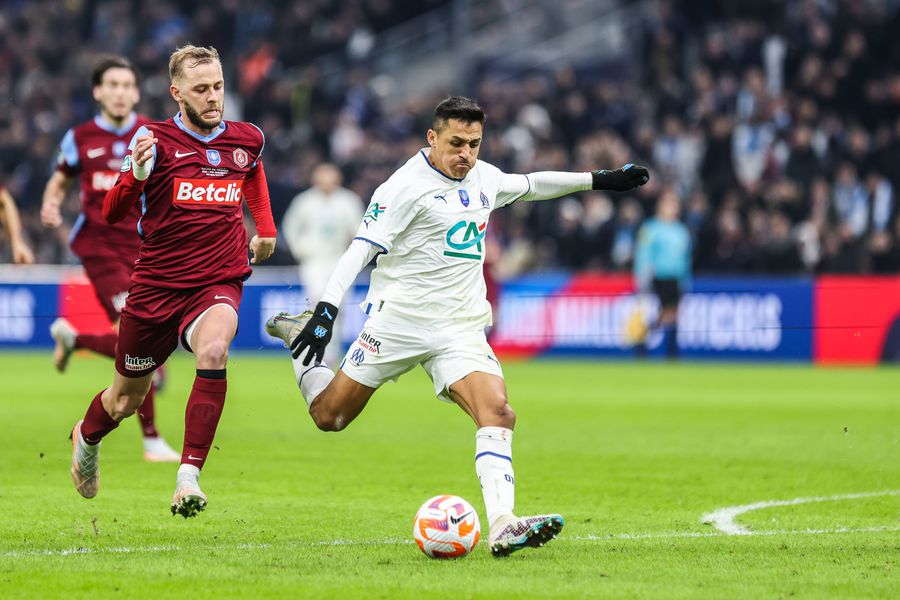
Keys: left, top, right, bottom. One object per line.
{"left": 266, "top": 97, "right": 649, "bottom": 556}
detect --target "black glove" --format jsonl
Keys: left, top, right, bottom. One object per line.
{"left": 592, "top": 163, "right": 650, "bottom": 192}
{"left": 291, "top": 301, "right": 339, "bottom": 365}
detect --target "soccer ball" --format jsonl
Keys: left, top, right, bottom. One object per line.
{"left": 413, "top": 494, "right": 481, "bottom": 559}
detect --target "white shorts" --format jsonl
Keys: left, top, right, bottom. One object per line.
{"left": 339, "top": 317, "right": 503, "bottom": 402}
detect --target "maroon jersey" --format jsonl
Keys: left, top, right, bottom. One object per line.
{"left": 56, "top": 113, "right": 151, "bottom": 256}
{"left": 109, "top": 113, "right": 274, "bottom": 288}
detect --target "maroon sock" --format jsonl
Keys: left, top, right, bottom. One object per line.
{"left": 136, "top": 384, "right": 159, "bottom": 438}
{"left": 181, "top": 371, "right": 226, "bottom": 470}
{"left": 75, "top": 332, "right": 117, "bottom": 358}
{"left": 81, "top": 391, "right": 120, "bottom": 444}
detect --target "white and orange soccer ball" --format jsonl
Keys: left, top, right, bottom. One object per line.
{"left": 413, "top": 494, "right": 481, "bottom": 559}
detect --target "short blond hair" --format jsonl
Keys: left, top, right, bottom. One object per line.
{"left": 168, "top": 45, "right": 220, "bottom": 82}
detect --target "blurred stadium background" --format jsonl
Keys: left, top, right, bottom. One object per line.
{"left": 1, "top": 0, "right": 899, "bottom": 362}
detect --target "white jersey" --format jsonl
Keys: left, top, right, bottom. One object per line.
{"left": 355, "top": 149, "right": 528, "bottom": 328}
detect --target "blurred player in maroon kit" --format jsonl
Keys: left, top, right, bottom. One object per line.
{"left": 40, "top": 56, "right": 179, "bottom": 462}
{"left": 68, "top": 45, "right": 277, "bottom": 518}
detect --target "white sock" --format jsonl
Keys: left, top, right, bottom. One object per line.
{"left": 177, "top": 463, "right": 200, "bottom": 482}
{"left": 475, "top": 426, "right": 515, "bottom": 529}
{"left": 295, "top": 362, "right": 334, "bottom": 409}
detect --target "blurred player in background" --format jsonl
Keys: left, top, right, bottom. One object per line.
{"left": 634, "top": 188, "right": 691, "bottom": 358}
{"left": 0, "top": 181, "right": 35, "bottom": 264}
{"left": 267, "top": 96, "right": 649, "bottom": 556}
{"left": 280, "top": 163, "right": 362, "bottom": 364}
{"left": 68, "top": 45, "right": 277, "bottom": 518}
{"left": 40, "top": 56, "right": 178, "bottom": 462}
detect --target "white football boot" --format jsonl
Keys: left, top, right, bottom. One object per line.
{"left": 70, "top": 419, "right": 100, "bottom": 499}
{"left": 265, "top": 310, "right": 313, "bottom": 348}
{"left": 171, "top": 466, "right": 207, "bottom": 518}
{"left": 488, "top": 514, "right": 565, "bottom": 557}
{"left": 143, "top": 436, "right": 181, "bottom": 462}
{"left": 50, "top": 318, "right": 77, "bottom": 373}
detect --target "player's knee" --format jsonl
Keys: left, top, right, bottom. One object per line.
{"left": 195, "top": 339, "right": 229, "bottom": 369}
{"left": 308, "top": 398, "right": 348, "bottom": 432}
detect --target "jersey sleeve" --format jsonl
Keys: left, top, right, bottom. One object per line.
{"left": 353, "top": 179, "right": 419, "bottom": 254}
{"left": 249, "top": 123, "right": 265, "bottom": 168}
{"left": 55, "top": 129, "right": 80, "bottom": 176}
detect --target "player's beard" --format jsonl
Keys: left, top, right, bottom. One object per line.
{"left": 183, "top": 100, "right": 224, "bottom": 131}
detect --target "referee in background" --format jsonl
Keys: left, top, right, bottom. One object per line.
{"left": 634, "top": 188, "right": 691, "bottom": 358}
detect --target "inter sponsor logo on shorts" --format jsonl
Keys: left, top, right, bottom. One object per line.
{"left": 124, "top": 354, "right": 156, "bottom": 371}
{"left": 173, "top": 178, "right": 243, "bottom": 207}
{"left": 358, "top": 331, "right": 382, "bottom": 353}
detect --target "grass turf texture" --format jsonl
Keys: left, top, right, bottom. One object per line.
{"left": 0, "top": 352, "right": 897, "bottom": 599}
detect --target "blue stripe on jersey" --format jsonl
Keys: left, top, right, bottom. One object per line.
{"left": 475, "top": 451, "right": 512, "bottom": 463}
{"left": 93, "top": 113, "right": 137, "bottom": 137}
{"left": 249, "top": 123, "right": 265, "bottom": 168}
{"left": 137, "top": 191, "right": 147, "bottom": 238}
{"left": 353, "top": 236, "right": 388, "bottom": 254}
{"left": 419, "top": 149, "right": 464, "bottom": 182}
{"left": 68, "top": 213, "right": 86, "bottom": 244}
{"left": 59, "top": 129, "right": 79, "bottom": 169}
{"left": 173, "top": 112, "right": 227, "bottom": 143}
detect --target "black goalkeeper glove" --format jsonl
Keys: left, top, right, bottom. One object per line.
{"left": 592, "top": 163, "right": 650, "bottom": 192}
{"left": 291, "top": 301, "right": 339, "bottom": 365}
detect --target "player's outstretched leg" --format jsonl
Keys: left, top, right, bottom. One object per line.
{"left": 266, "top": 310, "right": 335, "bottom": 407}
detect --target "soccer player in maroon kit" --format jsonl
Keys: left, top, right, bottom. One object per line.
{"left": 68, "top": 45, "right": 277, "bottom": 518}
{"left": 41, "top": 56, "right": 179, "bottom": 462}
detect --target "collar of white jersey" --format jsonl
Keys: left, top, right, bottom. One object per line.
{"left": 173, "top": 112, "right": 227, "bottom": 143}
{"left": 419, "top": 149, "right": 467, "bottom": 183}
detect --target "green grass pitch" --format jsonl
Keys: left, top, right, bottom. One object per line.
{"left": 0, "top": 352, "right": 897, "bottom": 599}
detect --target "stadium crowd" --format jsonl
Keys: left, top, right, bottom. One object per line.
{"left": 1, "top": 0, "right": 898, "bottom": 276}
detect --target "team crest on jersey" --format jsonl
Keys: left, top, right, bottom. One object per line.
{"left": 443, "top": 220, "right": 486, "bottom": 260}
{"left": 120, "top": 155, "right": 132, "bottom": 172}
{"left": 458, "top": 189, "right": 470, "bottom": 207}
{"left": 113, "top": 141, "right": 127, "bottom": 157}
{"left": 206, "top": 149, "right": 221, "bottom": 166}
{"left": 480, "top": 191, "right": 490, "bottom": 208}
{"left": 233, "top": 148, "right": 249, "bottom": 168}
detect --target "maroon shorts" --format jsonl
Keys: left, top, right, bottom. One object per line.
{"left": 115, "top": 279, "right": 243, "bottom": 378}
{"left": 79, "top": 251, "right": 137, "bottom": 322}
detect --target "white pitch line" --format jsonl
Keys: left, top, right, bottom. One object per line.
{"left": 4, "top": 525, "right": 899, "bottom": 559}
{"left": 702, "top": 490, "right": 900, "bottom": 535}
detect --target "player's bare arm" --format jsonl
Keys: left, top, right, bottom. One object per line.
{"left": 40, "top": 171, "right": 74, "bottom": 229}
{"left": 0, "top": 187, "right": 35, "bottom": 264}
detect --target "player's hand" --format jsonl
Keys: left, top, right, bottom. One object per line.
{"left": 12, "top": 240, "right": 34, "bottom": 265}
{"left": 291, "top": 301, "right": 339, "bottom": 365}
{"left": 131, "top": 130, "right": 158, "bottom": 180}
{"left": 40, "top": 201, "right": 62, "bottom": 228}
{"left": 592, "top": 164, "right": 650, "bottom": 192}
{"left": 249, "top": 235, "right": 276, "bottom": 264}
